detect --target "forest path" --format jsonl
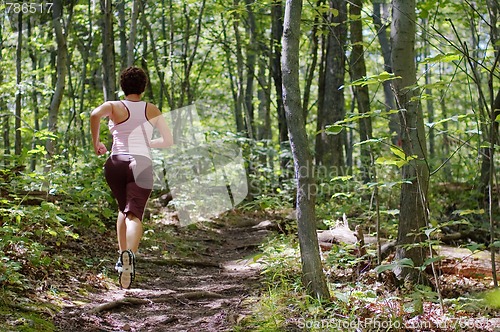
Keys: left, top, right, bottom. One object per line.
{"left": 54, "top": 210, "right": 274, "bottom": 332}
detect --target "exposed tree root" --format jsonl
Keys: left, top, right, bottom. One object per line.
{"left": 88, "top": 297, "right": 150, "bottom": 313}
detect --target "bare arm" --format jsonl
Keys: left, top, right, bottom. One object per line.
{"left": 148, "top": 105, "right": 174, "bottom": 148}
{"left": 90, "top": 102, "right": 113, "bottom": 155}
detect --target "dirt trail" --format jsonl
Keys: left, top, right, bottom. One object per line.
{"left": 54, "top": 212, "right": 273, "bottom": 332}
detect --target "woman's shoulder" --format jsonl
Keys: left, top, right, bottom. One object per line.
{"left": 146, "top": 102, "right": 162, "bottom": 115}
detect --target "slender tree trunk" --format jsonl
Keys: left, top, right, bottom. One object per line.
{"left": 142, "top": 4, "right": 171, "bottom": 105}
{"left": 479, "top": 0, "right": 500, "bottom": 202}
{"left": 244, "top": 0, "right": 257, "bottom": 137}
{"left": 15, "top": 9, "right": 22, "bottom": 156}
{"left": 221, "top": 15, "right": 241, "bottom": 131}
{"left": 168, "top": 0, "right": 176, "bottom": 108}
{"left": 101, "top": 0, "right": 116, "bottom": 101}
{"left": 303, "top": 0, "right": 323, "bottom": 121}
{"left": 0, "top": 15, "right": 10, "bottom": 166}
{"left": 439, "top": 64, "right": 451, "bottom": 181}
{"left": 141, "top": 22, "right": 154, "bottom": 101}
{"left": 47, "top": 0, "right": 69, "bottom": 159}
{"left": 391, "top": 0, "right": 429, "bottom": 282}
{"left": 232, "top": 0, "right": 246, "bottom": 133}
{"left": 282, "top": 0, "right": 330, "bottom": 300}
{"left": 117, "top": 0, "right": 127, "bottom": 70}
{"left": 76, "top": 0, "right": 93, "bottom": 149}
{"left": 349, "top": 0, "right": 373, "bottom": 183}
{"left": 257, "top": 53, "right": 271, "bottom": 141}
{"left": 127, "top": 0, "right": 140, "bottom": 66}
{"left": 373, "top": 0, "right": 399, "bottom": 144}
{"left": 271, "top": 0, "right": 290, "bottom": 173}
{"left": 28, "top": 18, "right": 40, "bottom": 171}
{"left": 160, "top": 0, "right": 168, "bottom": 110}
{"left": 422, "top": 18, "right": 435, "bottom": 159}
{"left": 318, "top": 0, "right": 347, "bottom": 170}
{"left": 315, "top": 32, "right": 327, "bottom": 165}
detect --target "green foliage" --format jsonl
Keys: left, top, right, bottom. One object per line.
{"left": 0, "top": 303, "right": 56, "bottom": 332}
{"left": 258, "top": 235, "right": 302, "bottom": 286}
{"left": 482, "top": 289, "right": 500, "bottom": 309}
{"left": 0, "top": 152, "right": 115, "bottom": 306}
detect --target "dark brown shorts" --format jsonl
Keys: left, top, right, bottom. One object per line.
{"left": 104, "top": 154, "right": 153, "bottom": 221}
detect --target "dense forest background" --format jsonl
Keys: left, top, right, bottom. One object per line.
{"left": 1, "top": 0, "right": 500, "bottom": 330}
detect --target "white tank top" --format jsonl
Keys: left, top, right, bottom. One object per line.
{"left": 108, "top": 100, "right": 154, "bottom": 158}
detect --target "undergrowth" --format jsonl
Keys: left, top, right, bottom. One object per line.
{"left": 235, "top": 229, "right": 499, "bottom": 331}
{"left": 0, "top": 153, "right": 116, "bottom": 331}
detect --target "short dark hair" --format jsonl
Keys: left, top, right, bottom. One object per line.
{"left": 120, "top": 67, "right": 148, "bottom": 96}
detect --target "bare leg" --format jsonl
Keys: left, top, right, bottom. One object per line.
{"left": 125, "top": 213, "right": 143, "bottom": 254}
{"left": 116, "top": 211, "right": 127, "bottom": 252}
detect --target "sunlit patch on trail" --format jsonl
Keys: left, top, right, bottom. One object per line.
{"left": 147, "top": 104, "right": 248, "bottom": 225}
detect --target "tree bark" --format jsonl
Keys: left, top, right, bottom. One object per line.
{"left": 0, "top": 15, "right": 9, "bottom": 166}
{"left": 478, "top": 0, "right": 500, "bottom": 202}
{"left": 127, "top": 0, "right": 140, "bottom": 67}
{"left": 221, "top": 15, "right": 241, "bottom": 131}
{"left": 28, "top": 18, "right": 40, "bottom": 171}
{"left": 117, "top": 0, "right": 127, "bottom": 70}
{"left": 391, "top": 0, "right": 429, "bottom": 282}
{"left": 318, "top": 0, "right": 347, "bottom": 169}
{"left": 271, "top": 0, "right": 290, "bottom": 172}
{"left": 244, "top": 0, "right": 257, "bottom": 137}
{"left": 315, "top": 31, "right": 327, "bottom": 166}
{"left": 282, "top": 0, "right": 330, "bottom": 299}
{"left": 256, "top": 52, "right": 271, "bottom": 141}
{"left": 47, "top": 0, "right": 69, "bottom": 159}
{"left": 349, "top": 0, "right": 373, "bottom": 183}
{"left": 15, "top": 9, "right": 22, "bottom": 156}
{"left": 302, "top": 0, "right": 323, "bottom": 122}
{"left": 372, "top": 0, "right": 399, "bottom": 144}
{"left": 232, "top": 0, "right": 246, "bottom": 133}
{"left": 101, "top": 0, "right": 116, "bottom": 101}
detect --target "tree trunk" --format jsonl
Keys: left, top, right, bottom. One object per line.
{"left": 373, "top": 0, "right": 399, "bottom": 144}
{"left": 117, "top": 0, "right": 127, "bottom": 70}
{"left": 391, "top": 0, "right": 429, "bottom": 282}
{"left": 221, "top": 15, "right": 241, "bottom": 131}
{"left": 478, "top": 0, "right": 500, "bottom": 202}
{"left": 244, "top": 0, "right": 257, "bottom": 137}
{"left": 303, "top": 0, "right": 323, "bottom": 122}
{"left": 318, "top": 0, "right": 347, "bottom": 169}
{"left": 142, "top": 9, "right": 173, "bottom": 104}
{"left": 282, "top": 0, "right": 330, "bottom": 299}
{"left": 256, "top": 52, "right": 271, "bottom": 141}
{"left": 422, "top": 18, "right": 435, "bottom": 160}
{"left": 127, "top": 0, "right": 140, "bottom": 67}
{"left": 0, "top": 15, "right": 9, "bottom": 166}
{"left": 15, "top": 9, "right": 22, "bottom": 156}
{"left": 349, "top": 0, "right": 373, "bottom": 183}
{"left": 28, "top": 18, "right": 40, "bottom": 171}
{"left": 47, "top": 0, "right": 69, "bottom": 159}
{"left": 101, "top": 0, "right": 116, "bottom": 101}
{"left": 140, "top": 20, "right": 151, "bottom": 100}
{"left": 76, "top": 0, "right": 93, "bottom": 149}
{"left": 315, "top": 32, "right": 327, "bottom": 165}
{"left": 271, "top": 0, "right": 290, "bottom": 173}
{"left": 232, "top": 0, "right": 246, "bottom": 133}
